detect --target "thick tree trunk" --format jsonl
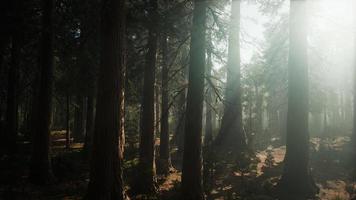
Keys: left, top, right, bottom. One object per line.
{"left": 4, "top": 34, "right": 20, "bottom": 154}
{"left": 277, "top": 0, "right": 318, "bottom": 198}
{"left": 29, "top": 0, "right": 55, "bottom": 184}
{"left": 181, "top": 0, "right": 206, "bottom": 199}
{"left": 85, "top": 0, "right": 127, "bottom": 199}
{"left": 215, "top": 0, "right": 246, "bottom": 151}
{"left": 136, "top": 0, "right": 158, "bottom": 194}
{"left": 158, "top": 33, "right": 171, "bottom": 175}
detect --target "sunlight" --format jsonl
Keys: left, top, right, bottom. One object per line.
{"left": 310, "top": 0, "right": 354, "bottom": 32}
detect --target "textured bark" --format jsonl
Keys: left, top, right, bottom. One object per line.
{"left": 181, "top": 0, "right": 206, "bottom": 199}
{"left": 277, "top": 0, "right": 318, "bottom": 198}
{"left": 215, "top": 0, "right": 246, "bottom": 151}
{"left": 137, "top": 0, "right": 158, "bottom": 194}
{"left": 29, "top": 0, "right": 55, "bottom": 184}
{"left": 85, "top": 0, "right": 127, "bottom": 199}
{"left": 158, "top": 33, "right": 171, "bottom": 175}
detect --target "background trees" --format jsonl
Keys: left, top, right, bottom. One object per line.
{"left": 1, "top": 0, "right": 356, "bottom": 199}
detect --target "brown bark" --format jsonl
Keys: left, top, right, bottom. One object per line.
{"left": 277, "top": 0, "right": 318, "bottom": 198}
{"left": 85, "top": 0, "right": 127, "bottom": 199}
{"left": 215, "top": 0, "right": 246, "bottom": 151}
{"left": 181, "top": 0, "right": 206, "bottom": 199}
{"left": 29, "top": 0, "right": 55, "bottom": 184}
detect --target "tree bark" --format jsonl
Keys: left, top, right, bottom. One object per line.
{"left": 85, "top": 0, "right": 127, "bottom": 199}
{"left": 29, "top": 0, "right": 55, "bottom": 184}
{"left": 136, "top": 0, "right": 158, "bottom": 194}
{"left": 215, "top": 0, "right": 246, "bottom": 151}
{"left": 277, "top": 0, "right": 318, "bottom": 198}
{"left": 181, "top": 0, "right": 206, "bottom": 199}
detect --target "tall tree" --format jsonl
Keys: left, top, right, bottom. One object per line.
{"left": 29, "top": 0, "right": 55, "bottom": 184}
{"left": 158, "top": 32, "right": 171, "bottom": 175}
{"left": 205, "top": 31, "right": 213, "bottom": 146}
{"left": 136, "top": 0, "right": 158, "bottom": 194}
{"left": 181, "top": 0, "right": 206, "bottom": 199}
{"left": 277, "top": 0, "right": 318, "bottom": 198}
{"left": 215, "top": 0, "right": 246, "bottom": 151}
{"left": 85, "top": 0, "right": 127, "bottom": 198}
{"left": 4, "top": 0, "right": 22, "bottom": 154}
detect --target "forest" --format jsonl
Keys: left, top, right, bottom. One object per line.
{"left": 1, "top": 0, "right": 356, "bottom": 199}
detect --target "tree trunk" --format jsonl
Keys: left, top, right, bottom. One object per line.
{"left": 29, "top": 0, "right": 55, "bottom": 184}
{"left": 136, "top": 0, "right": 158, "bottom": 194}
{"left": 4, "top": 33, "right": 20, "bottom": 155}
{"left": 85, "top": 0, "right": 127, "bottom": 199}
{"left": 73, "top": 96, "right": 84, "bottom": 141}
{"left": 277, "top": 0, "right": 318, "bottom": 198}
{"left": 204, "top": 31, "right": 213, "bottom": 146}
{"left": 215, "top": 0, "right": 246, "bottom": 151}
{"left": 84, "top": 91, "right": 95, "bottom": 154}
{"left": 181, "top": 0, "right": 206, "bottom": 199}
{"left": 158, "top": 33, "right": 171, "bottom": 175}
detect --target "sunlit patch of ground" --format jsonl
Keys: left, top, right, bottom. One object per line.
{"left": 256, "top": 146, "right": 285, "bottom": 175}
{"left": 158, "top": 170, "right": 181, "bottom": 192}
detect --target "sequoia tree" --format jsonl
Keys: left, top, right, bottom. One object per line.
{"left": 136, "top": 0, "right": 158, "bottom": 194}
{"left": 215, "top": 0, "right": 246, "bottom": 151}
{"left": 277, "top": 0, "right": 318, "bottom": 198}
{"left": 181, "top": 0, "right": 206, "bottom": 199}
{"left": 29, "top": 0, "right": 55, "bottom": 184}
{"left": 4, "top": 0, "right": 23, "bottom": 154}
{"left": 85, "top": 0, "right": 127, "bottom": 198}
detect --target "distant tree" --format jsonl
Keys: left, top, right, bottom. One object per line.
{"left": 85, "top": 0, "right": 127, "bottom": 198}
{"left": 29, "top": 0, "right": 55, "bottom": 184}
{"left": 277, "top": 0, "right": 319, "bottom": 198}
{"left": 215, "top": 0, "right": 246, "bottom": 151}
{"left": 158, "top": 32, "right": 171, "bottom": 175}
{"left": 181, "top": 0, "right": 206, "bottom": 199}
{"left": 136, "top": 0, "right": 159, "bottom": 194}
{"left": 205, "top": 31, "right": 213, "bottom": 146}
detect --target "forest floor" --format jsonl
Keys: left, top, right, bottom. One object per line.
{"left": 1, "top": 133, "right": 356, "bottom": 200}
